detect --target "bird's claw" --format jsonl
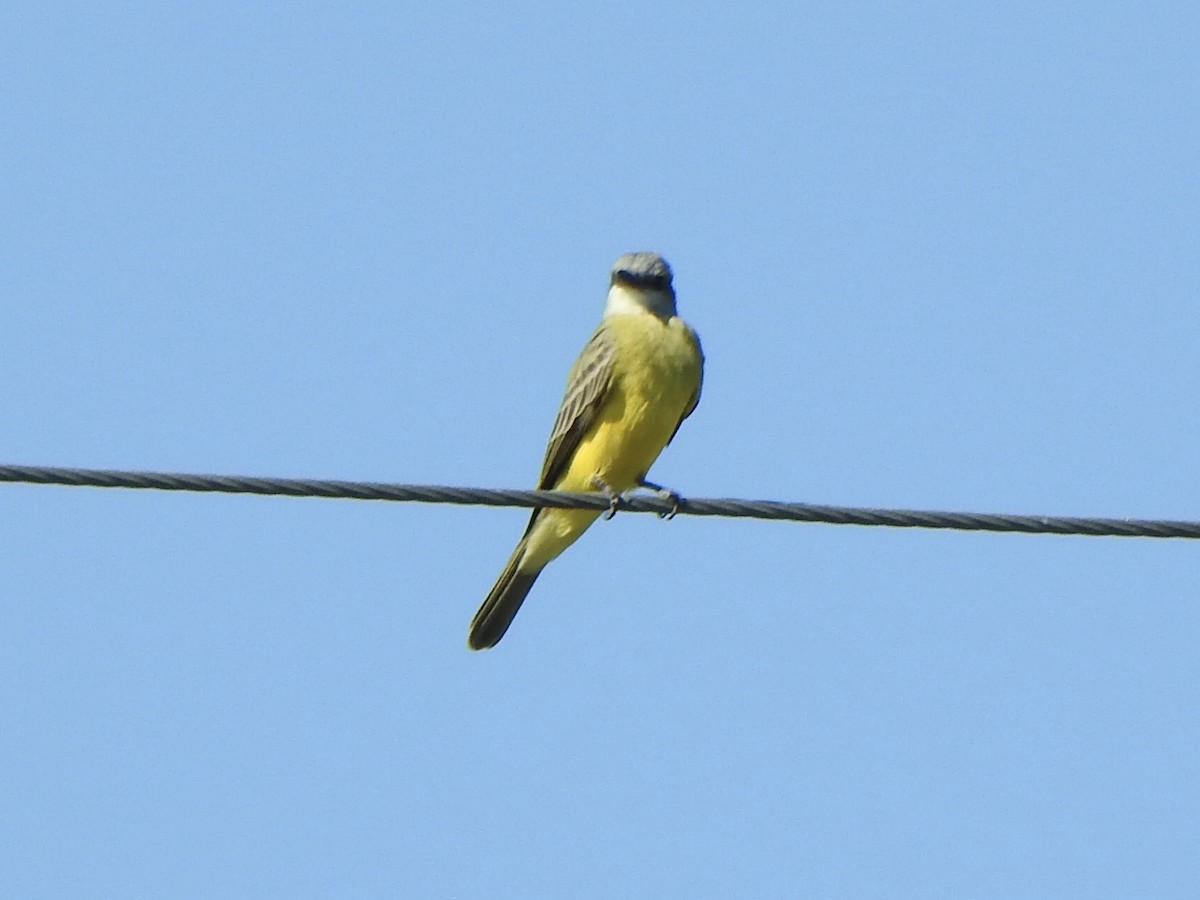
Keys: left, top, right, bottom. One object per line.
{"left": 636, "top": 477, "right": 684, "bottom": 519}
{"left": 592, "top": 476, "right": 684, "bottom": 520}
{"left": 591, "top": 476, "right": 624, "bottom": 520}
{"left": 657, "top": 489, "right": 683, "bottom": 520}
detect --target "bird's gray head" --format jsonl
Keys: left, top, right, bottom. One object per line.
{"left": 610, "top": 252, "right": 674, "bottom": 293}
{"left": 605, "top": 252, "right": 678, "bottom": 319}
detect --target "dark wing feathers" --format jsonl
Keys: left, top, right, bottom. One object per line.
{"left": 537, "top": 326, "right": 619, "bottom": 490}
{"left": 666, "top": 324, "right": 703, "bottom": 446}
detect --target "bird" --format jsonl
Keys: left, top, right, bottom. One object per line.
{"left": 468, "top": 251, "right": 704, "bottom": 649}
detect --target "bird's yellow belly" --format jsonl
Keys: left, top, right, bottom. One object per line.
{"left": 523, "top": 316, "right": 700, "bottom": 570}
{"left": 560, "top": 378, "right": 686, "bottom": 492}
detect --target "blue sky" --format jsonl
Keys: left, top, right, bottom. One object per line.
{"left": 3, "top": 3, "right": 1198, "bottom": 897}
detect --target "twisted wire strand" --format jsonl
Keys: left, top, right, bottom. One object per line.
{"left": 2, "top": 463, "right": 1198, "bottom": 539}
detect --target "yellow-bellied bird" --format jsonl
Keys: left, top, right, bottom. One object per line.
{"left": 469, "top": 252, "right": 704, "bottom": 649}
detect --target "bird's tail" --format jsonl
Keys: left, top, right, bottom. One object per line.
{"left": 468, "top": 537, "right": 540, "bottom": 650}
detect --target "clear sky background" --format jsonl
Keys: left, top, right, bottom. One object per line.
{"left": 3, "top": 3, "right": 1198, "bottom": 897}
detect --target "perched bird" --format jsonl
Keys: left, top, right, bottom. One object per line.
{"left": 469, "top": 251, "right": 704, "bottom": 650}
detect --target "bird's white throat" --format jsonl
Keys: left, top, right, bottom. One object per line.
{"left": 603, "top": 283, "right": 678, "bottom": 320}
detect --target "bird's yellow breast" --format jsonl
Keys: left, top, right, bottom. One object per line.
{"left": 557, "top": 312, "right": 701, "bottom": 493}
{"left": 520, "top": 310, "right": 702, "bottom": 571}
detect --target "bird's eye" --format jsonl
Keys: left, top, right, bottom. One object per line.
{"left": 616, "top": 269, "right": 668, "bottom": 289}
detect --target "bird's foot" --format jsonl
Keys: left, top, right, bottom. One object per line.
{"left": 591, "top": 475, "right": 625, "bottom": 520}
{"left": 636, "top": 477, "right": 684, "bottom": 520}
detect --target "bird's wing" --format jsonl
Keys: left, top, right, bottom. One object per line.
{"left": 537, "top": 324, "right": 619, "bottom": 490}
{"left": 667, "top": 324, "right": 704, "bottom": 446}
